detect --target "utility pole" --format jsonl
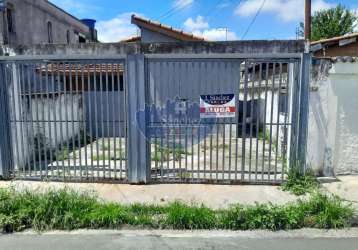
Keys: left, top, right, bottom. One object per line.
{"left": 304, "top": 0, "right": 311, "bottom": 42}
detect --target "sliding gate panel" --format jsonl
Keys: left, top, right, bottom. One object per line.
{"left": 5, "top": 59, "right": 128, "bottom": 182}
{"left": 147, "top": 58, "right": 300, "bottom": 184}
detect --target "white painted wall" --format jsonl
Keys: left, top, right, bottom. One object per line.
{"left": 308, "top": 60, "right": 358, "bottom": 175}
{"left": 11, "top": 93, "right": 84, "bottom": 169}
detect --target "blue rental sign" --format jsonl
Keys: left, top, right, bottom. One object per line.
{"left": 200, "top": 94, "right": 236, "bottom": 118}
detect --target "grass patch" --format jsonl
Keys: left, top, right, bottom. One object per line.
{"left": 282, "top": 167, "right": 319, "bottom": 196}
{"left": 201, "top": 144, "right": 229, "bottom": 151}
{"left": 55, "top": 147, "right": 77, "bottom": 161}
{"left": 92, "top": 151, "right": 126, "bottom": 161}
{"left": 151, "top": 144, "right": 191, "bottom": 162}
{"left": 0, "top": 188, "right": 354, "bottom": 233}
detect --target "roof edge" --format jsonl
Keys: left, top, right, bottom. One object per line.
{"left": 131, "top": 15, "right": 205, "bottom": 42}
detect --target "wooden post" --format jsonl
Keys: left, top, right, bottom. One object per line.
{"left": 304, "top": 0, "right": 311, "bottom": 41}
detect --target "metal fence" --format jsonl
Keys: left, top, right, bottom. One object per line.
{"left": 2, "top": 58, "right": 127, "bottom": 182}
{"left": 0, "top": 53, "right": 310, "bottom": 184}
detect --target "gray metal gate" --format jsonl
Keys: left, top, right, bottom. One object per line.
{"left": 0, "top": 52, "right": 310, "bottom": 184}
{"left": 145, "top": 54, "right": 310, "bottom": 184}
{"left": 1, "top": 57, "right": 128, "bottom": 182}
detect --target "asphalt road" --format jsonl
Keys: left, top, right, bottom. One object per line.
{"left": 2, "top": 231, "right": 358, "bottom": 250}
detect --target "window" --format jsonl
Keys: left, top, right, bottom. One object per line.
{"left": 47, "top": 21, "right": 53, "bottom": 43}
{"left": 6, "top": 6, "right": 14, "bottom": 33}
{"left": 66, "top": 30, "right": 70, "bottom": 44}
{"left": 79, "top": 35, "right": 86, "bottom": 43}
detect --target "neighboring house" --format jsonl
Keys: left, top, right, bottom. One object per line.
{"left": 0, "top": 0, "right": 97, "bottom": 46}
{"left": 311, "top": 33, "right": 358, "bottom": 57}
{"left": 122, "top": 15, "right": 205, "bottom": 43}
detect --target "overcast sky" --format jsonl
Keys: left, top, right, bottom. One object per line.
{"left": 50, "top": 0, "right": 358, "bottom": 42}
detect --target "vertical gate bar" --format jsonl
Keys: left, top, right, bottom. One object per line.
{"left": 197, "top": 123, "right": 201, "bottom": 181}
{"left": 75, "top": 63, "right": 83, "bottom": 180}
{"left": 127, "top": 54, "right": 150, "bottom": 183}
{"left": 27, "top": 64, "right": 36, "bottom": 177}
{"left": 69, "top": 62, "right": 77, "bottom": 179}
{"left": 268, "top": 63, "right": 276, "bottom": 181}
{"left": 116, "top": 63, "right": 123, "bottom": 179}
{"left": 210, "top": 123, "right": 213, "bottom": 180}
{"left": 14, "top": 63, "right": 24, "bottom": 177}
{"left": 105, "top": 63, "right": 111, "bottom": 179}
{"left": 10, "top": 63, "right": 21, "bottom": 177}
{"left": 196, "top": 65, "right": 200, "bottom": 182}
{"left": 166, "top": 62, "right": 170, "bottom": 182}
{"left": 29, "top": 65, "right": 38, "bottom": 176}
{"left": 111, "top": 63, "right": 117, "bottom": 179}
{"left": 184, "top": 62, "right": 188, "bottom": 177}
{"left": 45, "top": 63, "right": 53, "bottom": 178}
{"left": 241, "top": 61, "right": 249, "bottom": 181}
{"left": 51, "top": 63, "right": 59, "bottom": 179}
{"left": 88, "top": 64, "right": 95, "bottom": 180}
{"left": 151, "top": 62, "right": 157, "bottom": 179}
{"left": 0, "top": 62, "right": 12, "bottom": 179}
{"left": 63, "top": 62, "right": 71, "bottom": 180}
{"left": 99, "top": 63, "right": 105, "bottom": 179}
{"left": 255, "top": 63, "right": 263, "bottom": 181}
{"left": 248, "top": 62, "right": 255, "bottom": 181}
{"left": 40, "top": 63, "right": 47, "bottom": 178}
{"left": 222, "top": 122, "right": 226, "bottom": 181}
{"left": 19, "top": 64, "right": 29, "bottom": 176}
{"left": 160, "top": 125, "right": 164, "bottom": 181}
{"left": 235, "top": 61, "right": 241, "bottom": 181}
{"left": 33, "top": 63, "right": 43, "bottom": 178}
{"left": 97, "top": 63, "right": 102, "bottom": 179}
{"left": 261, "top": 62, "right": 269, "bottom": 181}
{"left": 123, "top": 61, "right": 128, "bottom": 180}
{"left": 81, "top": 64, "right": 89, "bottom": 179}
{"left": 172, "top": 63, "right": 177, "bottom": 179}
{"left": 178, "top": 63, "right": 183, "bottom": 180}
{"left": 282, "top": 63, "right": 291, "bottom": 181}
{"left": 274, "top": 63, "right": 283, "bottom": 181}
{"left": 59, "top": 63, "right": 66, "bottom": 179}
{"left": 148, "top": 61, "right": 153, "bottom": 180}
{"left": 191, "top": 126, "right": 194, "bottom": 182}
{"left": 215, "top": 122, "right": 219, "bottom": 181}
{"left": 203, "top": 124, "right": 207, "bottom": 180}
{"left": 57, "top": 63, "right": 65, "bottom": 180}
{"left": 157, "top": 62, "right": 163, "bottom": 181}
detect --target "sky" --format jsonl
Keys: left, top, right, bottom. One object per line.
{"left": 49, "top": 0, "right": 358, "bottom": 42}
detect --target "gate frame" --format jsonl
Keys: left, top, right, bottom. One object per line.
{"left": 0, "top": 52, "right": 311, "bottom": 183}
{"left": 130, "top": 52, "right": 311, "bottom": 184}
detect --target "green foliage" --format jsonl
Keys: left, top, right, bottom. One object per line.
{"left": 165, "top": 202, "right": 217, "bottom": 229}
{"left": 55, "top": 147, "right": 77, "bottom": 161}
{"left": 299, "top": 4, "right": 357, "bottom": 41}
{"left": 152, "top": 144, "right": 191, "bottom": 162}
{"left": 92, "top": 151, "right": 126, "bottom": 161}
{"left": 282, "top": 167, "right": 319, "bottom": 196}
{"left": 0, "top": 188, "right": 354, "bottom": 233}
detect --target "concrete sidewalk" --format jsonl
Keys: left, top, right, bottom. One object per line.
{"left": 322, "top": 175, "right": 358, "bottom": 204}
{"left": 3, "top": 229, "right": 358, "bottom": 250}
{"left": 0, "top": 181, "right": 297, "bottom": 209}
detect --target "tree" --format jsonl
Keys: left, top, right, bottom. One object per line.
{"left": 299, "top": 4, "right": 357, "bottom": 41}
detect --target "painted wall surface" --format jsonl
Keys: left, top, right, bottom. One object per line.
{"left": 141, "top": 28, "right": 180, "bottom": 43}
{"left": 10, "top": 94, "right": 84, "bottom": 169}
{"left": 308, "top": 60, "right": 358, "bottom": 175}
{"left": 84, "top": 91, "right": 126, "bottom": 137}
{"left": 0, "top": 0, "right": 92, "bottom": 46}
